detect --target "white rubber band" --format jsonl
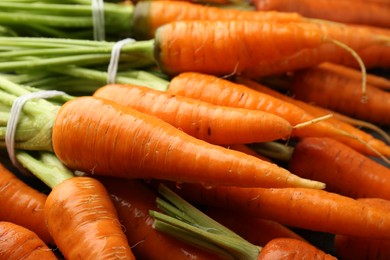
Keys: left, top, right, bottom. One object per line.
{"left": 92, "top": 0, "right": 105, "bottom": 41}
{"left": 5, "top": 90, "right": 67, "bottom": 171}
{"left": 107, "top": 38, "right": 136, "bottom": 84}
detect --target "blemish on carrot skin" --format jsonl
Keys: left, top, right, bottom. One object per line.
{"left": 207, "top": 127, "right": 211, "bottom": 136}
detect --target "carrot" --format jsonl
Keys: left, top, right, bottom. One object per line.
{"left": 132, "top": 0, "right": 305, "bottom": 39}
{"left": 161, "top": 181, "right": 390, "bottom": 239}
{"left": 0, "top": 163, "right": 53, "bottom": 245}
{"left": 258, "top": 237, "right": 337, "bottom": 260}
{"left": 167, "top": 72, "right": 390, "bottom": 157}
{"left": 101, "top": 177, "right": 217, "bottom": 259}
{"left": 334, "top": 198, "right": 390, "bottom": 260}
{"left": 317, "top": 62, "right": 390, "bottom": 90}
{"left": 236, "top": 77, "right": 390, "bottom": 152}
{"left": 93, "top": 83, "right": 293, "bottom": 145}
{"left": 203, "top": 207, "right": 307, "bottom": 247}
{"left": 225, "top": 143, "right": 272, "bottom": 162}
{"left": 288, "top": 64, "right": 390, "bottom": 126}
{"left": 151, "top": 183, "right": 337, "bottom": 259}
{"left": 0, "top": 221, "right": 57, "bottom": 260}
{"left": 251, "top": 0, "right": 390, "bottom": 27}
{"left": 52, "top": 96, "right": 324, "bottom": 189}
{"left": 288, "top": 137, "right": 390, "bottom": 200}
{"left": 154, "top": 20, "right": 389, "bottom": 78}
{"left": 44, "top": 176, "right": 136, "bottom": 260}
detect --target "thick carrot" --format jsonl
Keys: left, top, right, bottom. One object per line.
{"left": 289, "top": 65, "right": 390, "bottom": 126}
{"left": 252, "top": 0, "right": 390, "bottom": 27}
{"left": 203, "top": 207, "right": 307, "bottom": 247}
{"left": 0, "top": 163, "right": 53, "bottom": 245}
{"left": 167, "top": 72, "right": 390, "bottom": 157}
{"left": 44, "top": 176, "right": 135, "bottom": 260}
{"left": 93, "top": 83, "right": 293, "bottom": 145}
{"left": 259, "top": 237, "right": 337, "bottom": 260}
{"left": 101, "top": 177, "right": 217, "bottom": 259}
{"left": 154, "top": 20, "right": 389, "bottom": 78}
{"left": 288, "top": 137, "right": 390, "bottom": 200}
{"left": 0, "top": 221, "right": 57, "bottom": 260}
{"left": 236, "top": 77, "right": 390, "bottom": 154}
{"left": 162, "top": 181, "right": 390, "bottom": 239}
{"left": 334, "top": 198, "right": 390, "bottom": 260}
{"left": 52, "top": 96, "right": 324, "bottom": 189}
{"left": 132, "top": 0, "right": 304, "bottom": 39}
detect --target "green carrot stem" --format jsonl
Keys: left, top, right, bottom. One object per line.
{"left": 249, "top": 142, "right": 294, "bottom": 162}
{"left": 150, "top": 184, "right": 261, "bottom": 260}
{"left": 15, "top": 151, "right": 74, "bottom": 189}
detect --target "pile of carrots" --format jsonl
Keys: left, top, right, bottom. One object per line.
{"left": 0, "top": 0, "right": 390, "bottom": 259}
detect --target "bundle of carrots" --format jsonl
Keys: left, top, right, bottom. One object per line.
{"left": 0, "top": 0, "right": 390, "bottom": 259}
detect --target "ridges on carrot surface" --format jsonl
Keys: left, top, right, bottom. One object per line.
{"left": 52, "top": 96, "right": 324, "bottom": 189}
{"left": 93, "top": 83, "right": 293, "bottom": 145}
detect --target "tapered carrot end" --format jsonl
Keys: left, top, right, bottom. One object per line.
{"left": 288, "top": 174, "right": 326, "bottom": 190}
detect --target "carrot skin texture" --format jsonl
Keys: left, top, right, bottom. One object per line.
{"left": 252, "top": 0, "right": 390, "bottom": 28}
{"left": 0, "top": 221, "right": 56, "bottom": 260}
{"left": 132, "top": 0, "right": 304, "bottom": 39}
{"left": 52, "top": 96, "right": 323, "bottom": 189}
{"left": 334, "top": 198, "right": 390, "bottom": 260}
{"left": 163, "top": 182, "right": 390, "bottom": 239}
{"left": 0, "top": 163, "right": 53, "bottom": 245}
{"left": 168, "top": 72, "right": 390, "bottom": 157}
{"left": 93, "top": 84, "right": 292, "bottom": 145}
{"left": 154, "top": 20, "right": 389, "bottom": 78}
{"left": 101, "top": 177, "right": 217, "bottom": 260}
{"left": 44, "top": 177, "right": 135, "bottom": 260}
{"left": 288, "top": 137, "right": 390, "bottom": 200}
{"left": 289, "top": 66, "right": 390, "bottom": 126}
{"left": 259, "top": 237, "right": 337, "bottom": 260}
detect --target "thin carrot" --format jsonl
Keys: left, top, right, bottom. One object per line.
{"left": 288, "top": 137, "right": 390, "bottom": 200}
{"left": 288, "top": 64, "right": 390, "bottom": 126}
{"left": 132, "top": 0, "right": 305, "bottom": 39}
{"left": 318, "top": 62, "right": 390, "bottom": 90}
{"left": 0, "top": 221, "right": 57, "bottom": 260}
{"left": 251, "top": 0, "right": 390, "bottom": 28}
{"left": 334, "top": 198, "right": 390, "bottom": 260}
{"left": 44, "top": 176, "right": 136, "bottom": 260}
{"left": 167, "top": 72, "right": 390, "bottom": 157}
{"left": 236, "top": 77, "right": 390, "bottom": 151}
{"left": 162, "top": 181, "right": 390, "bottom": 239}
{"left": 203, "top": 207, "right": 307, "bottom": 247}
{"left": 93, "top": 83, "right": 293, "bottom": 145}
{"left": 101, "top": 177, "right": 216, "bottom": 259}
{"left": 0, "top": 163, "right": 53, "bottom": 245}
{"left": 154, "top": 20, "right": 389, "bottom": 78}
{"left": 52, "top": 96, "right": 323, "bottom": 189}
{"left": 225, "top": 143, "right": 272, "bottom": 162}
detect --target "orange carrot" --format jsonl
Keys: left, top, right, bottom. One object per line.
{"left": 44, "top": 176, "right": 135, "bottom": 259}
{"left": 0, "top": 163, "right": 53, "bottom": 245}
{"left": 203, "top": 207, "right": 307, "bottom": 247}
{"left": 167, "top": 72, "right": 390, "bottom": 157}
{"left": 93, "top": 83, "right": 292, "bottom": 145}
{"left": 0, "top": 221, "right": 57, "bottom": 260}
{"left": 252, "top": 0, "right": 390, "bottom": 27}
{"left": 236, "top": 77, "right": 390, "bottom": 153}
{"left": 225, "top": 143, "right": 272, "bottom": 162}
{"left": 162, "top": 181, "right": 390, "bottom": 239}
{"left": 334, "top": 198, "right": 390, "bottom": 260}
{"left": 289, "top": 65, "right": 390, "bottom": 126}
{"left": 288, "top": 137, "right": 390, "bottom": 200}
{"left": 154, "top": 20, "right": 389, "bottom": 78}
{"left": 101, "top": 177, "right": 217, "bottom": 259}
{"left": 317, "top": 62, "right": 390, "bottom": 90}
{"left": 132, "top": 0, "right": 304, "bottom": 39}
{"left": 52, "top": 96, "right": 324, "bottom": 189}
{"left": 258, "top": 237, "right": 337, "bottom": 260}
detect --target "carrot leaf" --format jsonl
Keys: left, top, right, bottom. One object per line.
{"left": 150, "top": 183, "right": 261, "bottom": 260}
